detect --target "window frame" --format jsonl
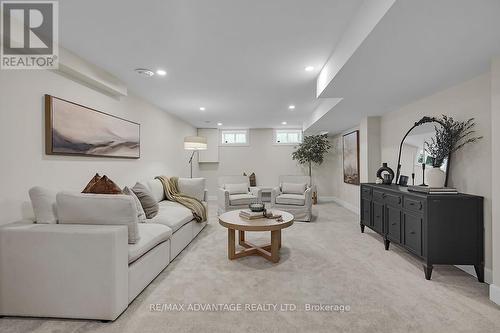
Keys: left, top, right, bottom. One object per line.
{"left": 219, "top": 129, "right": 250, "bottom": 146}
{"left": 273, "top": 129, "right": 303, "bottom": 145}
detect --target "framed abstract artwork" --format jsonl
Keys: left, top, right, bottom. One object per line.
{"left": 45, "top": 95, "right": 140, "bottom": 159}
{"left": 343, "top": 130, "right": 360, "bottom": 185}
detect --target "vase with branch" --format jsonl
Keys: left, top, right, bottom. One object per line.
{"left": 425, "top": 115, "right": 482, "bottom": 187}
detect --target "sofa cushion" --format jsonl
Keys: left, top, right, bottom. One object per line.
{"left": 225, "top": 183, "right": 248, "bottom": 195}
{"left": 147, "top": 179, "right": 166, "bottom": 203}
{"left": 229, "top": 193, "right": 256, "bottom": 206}
{"left": 123, "top": 187, "right": 147, "bottom": 223}
{"left": 275, "top": 193, "right": 305, "bottom": 206}
{"left": 132, "top": 182, "right": 159, "bottom": 219}
{"left": 149, "top": 201, "right": 193, "bottom": 232}
{"left": 281, "top": 182, "right": 306, "bottom": 195}
{"left": 178, "top": 178, "right": 205, "bottom": 201}
{"left": 128, "top": 223, "right": 172, "bottom": 264}
{"left": 56, "top": 192, "right": 140, "bottom": 244}
{"left": 29, "top": 187, "right": 58, "bottom": 224}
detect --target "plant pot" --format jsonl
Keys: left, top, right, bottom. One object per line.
{"left": 426, "top": 167, "right": 446, "bottom": 188}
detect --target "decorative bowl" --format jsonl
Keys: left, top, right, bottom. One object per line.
{"left": 249, "top": 203, "right": 265, "bottom": 212}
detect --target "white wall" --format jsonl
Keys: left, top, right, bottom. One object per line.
{"left": 0, "top": 70, "right": 197, "bottom": 225}
{"left": 198, "top": 129, "right": 335, "bottom": 198}
{"left": 380, "top": 73, "right": 492, "bottom": 274}
{"left": 490, "top": 57, "right": 500, "bottom": 303}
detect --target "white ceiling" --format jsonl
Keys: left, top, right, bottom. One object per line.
{"left": 306, "top": 0, "right": 500, "bottom": 134}
{"left": 59, "top": 0, "right": 363, "bottom": 129}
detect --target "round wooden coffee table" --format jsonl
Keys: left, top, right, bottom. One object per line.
{"left": 218, "top": 210, "right": 294, "bottom": 263}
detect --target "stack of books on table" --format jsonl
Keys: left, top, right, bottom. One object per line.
{"left": 408, "top": 186, "right": 458, "bottom": 195}
{"left": 239, "top": 209, "right": 265, "bottom": 220}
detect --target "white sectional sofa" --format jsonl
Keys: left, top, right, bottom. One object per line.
{"left": 0, "top": 178, "right": 208, "bottom": 321}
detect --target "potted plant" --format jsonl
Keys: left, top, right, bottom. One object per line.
{"left": 292, "top": 134, "right": 332, "bottom": 202}
{"left": 425, "top": 115, "right": 482, "bottom": 187}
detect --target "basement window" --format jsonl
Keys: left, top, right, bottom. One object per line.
{"left": 274, "top": 129, "right": 303, "bottom": 145}
{"left": 220, "top": 129, "right": 249, "bottom": 146}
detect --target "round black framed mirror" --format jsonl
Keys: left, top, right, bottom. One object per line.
{"left": 395, "top": 116, "right": 450, "bottom": 187}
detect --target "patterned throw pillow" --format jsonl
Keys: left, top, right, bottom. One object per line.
{"left": 86, "top": 175, "right": 122, "bottom": 194}
{"left": 82, "top": 173, "right": 101, "bottom": 193}
{"left": 131, "top": 182, "right": 159, "bottom": 219}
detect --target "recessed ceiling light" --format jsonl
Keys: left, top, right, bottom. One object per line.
{"left": 304, "top": 66, "right": 314, "bottom": 72}
{"left": 288, "top": 105, "right": 295, "bottom": 110}
{"left": 217, "top": 122, "right": 223, "bottom": 126}
{"left": 199, "top": 107, "right": 206, "bottom": 111}
{"left": 156, "top": 69, "right": 167, "bottom": 76}
{"left": 135, "top": 68, "right": 154, "bottom": 77}
{"left": 281, "top": 121, "right": 287, "bottom": 125}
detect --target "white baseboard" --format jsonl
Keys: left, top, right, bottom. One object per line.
{"left": 455, "top": 265, "right": 492, "bottom": 284}
{"left": 326, "top": 197, "right": 359, "bottom": 215}
{"left": 490, "top": 284, "right": 500, "bottom": 306}
{"left": 318, "top": 196, "right": 336, "bottom": 202}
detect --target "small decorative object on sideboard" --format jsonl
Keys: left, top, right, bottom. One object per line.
{"left": 419, "top": 163, "right": 427, "bottom": 186}
{"left": 408, "top": 185, "right": 458, "bottom": 195}
{"left": 424, "top": 115, "right": 482, "bottom": 187}
{"left": 398, "top": 175, "right": 409, "bottom": 186}
{"left": 376, "top": 163, "right": 394, "bottom": 185}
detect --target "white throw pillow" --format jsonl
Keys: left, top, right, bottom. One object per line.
{"left": 178, "top": 178, "right": 206, "bottom": 201}
{"left": 225, "top": 183, "right": 248, "bottom": 195}
{"left": 56, "top": 192, "right": 140, "bottom": 244}
{"left": 29, "top": 186, "right": 58, "bottom": 224}
{"left": 282, "top": 182, "right": 306, "bottom": 195}
{"left": 123, "top": 186, "right": 147, "bottom": 222}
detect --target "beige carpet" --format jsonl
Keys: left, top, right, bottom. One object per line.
{"left": 1, "top": 202, "right": 500, "bottom": 333}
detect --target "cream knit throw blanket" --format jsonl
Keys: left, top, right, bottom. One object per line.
{"left": 155, "top": 176, "right": 207, "bottom": 222}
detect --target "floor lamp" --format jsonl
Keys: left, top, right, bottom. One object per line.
{"left": 184, "top": 136, "right": 207, "bottom": 178}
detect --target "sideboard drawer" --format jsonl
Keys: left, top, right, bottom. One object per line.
{"left": 404, "top": 197, "right": 424, "bottom": 213}
{"left": 361, "top": 186, "right": 372, "bottom": 199}
{"left": 404, "top": 213, "right": 423, "bottom": 256}
{"left": 373, "top": 190, "right": 385, "bottom": 202}
{"left": 385, "top": 193, "right": 402, "bottom": 207}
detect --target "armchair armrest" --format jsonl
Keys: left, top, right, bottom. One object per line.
{"left": 204, "top": 189, "right": 208, "bottom": 202}
{"left": 0, "top": 222, "right": 128, "bottom": 320}
{"left": 271, "top": 187, "right": 281, "bottom": 205}
{"left": 217, "top": 187, "right": 230, "bottom": 210}
{"left": 249, "top": 187, "right": 262, "bottom": 200}
{"left": 304, "top": 187, "right": 313, "bottom": 206}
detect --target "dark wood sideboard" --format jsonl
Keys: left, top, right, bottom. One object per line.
{"left": 360, "top": 184, "right": 484, "bottom": 281}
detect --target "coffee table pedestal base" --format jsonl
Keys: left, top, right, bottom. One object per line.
{"left": 227, "top": 229, "right": 282, "bottom": 263}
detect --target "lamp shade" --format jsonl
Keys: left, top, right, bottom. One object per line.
{"left": 184, "top": 136, "right": 207, "bottom": 150}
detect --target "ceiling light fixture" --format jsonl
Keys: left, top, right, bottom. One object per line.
{"left": 217, "top": 122, "right": 223, "bottom": 126}
{"left": 199, "top": 107, "right": 206, "bottom": 111}
{"left": 135, "top": 68, "right": 154, "bottom": 77}
{"left": 304, "top": 66, "right": 314, "bottom": 72}
{"left": 156, "top": 69, "right": 167, "bottom": 76}
{"left": 281, "top": 121, "right": 287, "bottom": 125}
{"left": 288, "top": 105, "right": 295, "bottom": 110}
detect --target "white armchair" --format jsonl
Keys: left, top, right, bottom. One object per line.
{"left": 217, "top": 176, "right": 262, "bottom": 215}
{"left": 271, "top": 175, "right": 313, "bottom": 222}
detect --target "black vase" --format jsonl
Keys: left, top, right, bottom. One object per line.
{"left": 376, "top": 163, "right": 395, "bottom": 185}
